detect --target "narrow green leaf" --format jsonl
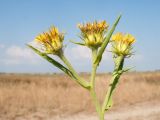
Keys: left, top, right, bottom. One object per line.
{"left": 105, "top": 96, "right": 113, "bottom": 110}
{"left": 95, "top": 15, "right": 122, "bottom": 64}
{"left": 105, "top": 74, "right": 119, "bottom": 111}
{"left": 27, "top": 44, "right": 74, "bottom": 78}
{"left": 70, "top": 40, "right": 85, "bottom": 46}
{"left": 122, "top": 67, "right": 133, "bottom": 73}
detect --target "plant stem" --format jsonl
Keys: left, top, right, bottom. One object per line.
{"left": 90, "top": 48, "right": 104, "bottom": 120}
{"left": 58, "top": 51, "right": 90, "bottom": 89}
{"left": 102, "top": 55, "right": 124, "bottom": 114}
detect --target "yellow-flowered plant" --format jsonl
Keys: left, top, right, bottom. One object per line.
{"left": 27, "top": 15, "right": 136, "bottom": 120}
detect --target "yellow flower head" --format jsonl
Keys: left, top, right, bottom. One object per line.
{"left": 78, "top": 20, "right": 109, "bottom": 48}
{"left": 35, "top": 26, "right": 64, "bottom": 54}
{"left": 111, "top": 32, "right": 136, "bottom": 56}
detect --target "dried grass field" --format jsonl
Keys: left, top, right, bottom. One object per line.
{"left": 0, "top": 72, "right": 160, "bottom": 120}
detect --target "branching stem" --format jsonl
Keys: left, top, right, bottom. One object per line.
{"left": 90, "top": 48, "right": 104, "bottom": 120}
{"left": 58, "top": 51, "right": 90, "bottom": 89}
{"left": 102, "top": 55, "right": 124, "bottom": 113}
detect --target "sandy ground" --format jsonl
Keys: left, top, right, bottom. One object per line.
{"left": 51, "top": 100, "right": 160, "bottom": 120}
{"left": 2, "top": 100, "right": 160, "bottom": 120}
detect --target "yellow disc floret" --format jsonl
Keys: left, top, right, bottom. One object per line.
{"left": 78, "top": 20, "right": 109, "bottom": 48}
{"left": 35, "top": 26, "right": 64, "bottom": 54}
{"left": 111, "top": 32, "right": 135, "bottom": 56}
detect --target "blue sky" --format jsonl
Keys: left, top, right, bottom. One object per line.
{"left": 0, "top": 0, "right": 160, "bottom": 73}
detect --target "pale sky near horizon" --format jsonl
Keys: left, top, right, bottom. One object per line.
{"left": 0, "top": 0, "right": 160, "bottom": 73}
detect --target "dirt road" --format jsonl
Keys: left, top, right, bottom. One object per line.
{"left": 51, "top": 100, "right": 160, "bottom": 120}
{"left": 1, "top": 100, "right": 160, "bottom": 120}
